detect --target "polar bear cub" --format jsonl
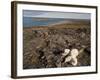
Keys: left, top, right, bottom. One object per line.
{"left": 62, "top": 49, "right": 70, "bottom": 56}
{"left": 70, "top": 49, "right": 79, "bottom": 58}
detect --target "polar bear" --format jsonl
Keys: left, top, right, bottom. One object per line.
{"left": 63, "top": 49, "right": 79, "bottom": 66}
{"left": 62, "top": 49, "right": 70, "bottom": 56}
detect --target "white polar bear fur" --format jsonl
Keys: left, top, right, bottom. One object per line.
{"left": 70, "top": 49, "right": 79, "bottom": 58}
{"left": 64, "top": 56, "right": 72, "bottom": 62}
{"left": 64, "top": 49, "right": 79, "bottom": 66}
{"left": 62, "top": 49, "right": 70, "bottom": 56}
{"left": 71, "top": 58, "right": 78, "bottom": 66}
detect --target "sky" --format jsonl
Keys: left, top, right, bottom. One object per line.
{"left": 23, "top": 10, "right": 91, "bottom": 20}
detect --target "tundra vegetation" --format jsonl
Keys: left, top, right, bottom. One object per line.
{"left": 23, "top": 20, "right": 91, "bottom": 69}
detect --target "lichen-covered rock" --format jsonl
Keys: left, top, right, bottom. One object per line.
{"left": 23, "top": 25, "right": 91, "bottom": 69}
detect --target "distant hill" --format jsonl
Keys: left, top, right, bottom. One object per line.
{"left": 23, "top": 21, "right": 90, "bottom": 32}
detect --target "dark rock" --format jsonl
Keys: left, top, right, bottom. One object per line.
{"left": 23, "top": 25, "right": 91, "bottom": 69}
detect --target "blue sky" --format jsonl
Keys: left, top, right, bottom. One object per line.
{"left": 23, "top": 10, "right": 90, "bottom": 20}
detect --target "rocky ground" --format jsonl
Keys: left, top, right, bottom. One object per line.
{"left": 23, "top": 24, "right": 91, "bottom": 69}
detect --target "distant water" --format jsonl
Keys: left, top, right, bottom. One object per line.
{"left": 23, "top": 17, "right": 67, "bottom": 27}
{"left": 23, "top": 17, "right": 89, "bottom": 27}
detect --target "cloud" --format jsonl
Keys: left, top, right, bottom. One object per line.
{"left": 23, "top": 10, "right": 90, "bottom": 20}
{"left": 23, "top": 10, "right": 46, "bottom": 17}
